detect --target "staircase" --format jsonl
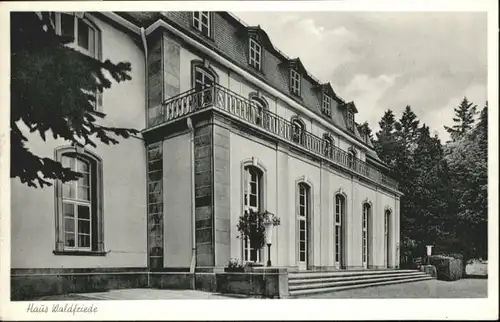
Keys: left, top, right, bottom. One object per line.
{"left": 287, "top": 269, "right": 433, "bottom": 297}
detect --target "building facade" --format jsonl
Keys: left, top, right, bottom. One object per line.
{"left": 11, "top": 11, "right": 402, "bottom": 298}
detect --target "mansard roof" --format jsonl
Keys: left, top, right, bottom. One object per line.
{"left": 115, "top": 11, "right": 375, "bottom": 149}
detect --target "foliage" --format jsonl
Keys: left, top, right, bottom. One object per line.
{"left": 373, "top": 99, "right": 487, "bottom": 265}
{"left": 11, "top": 12, "right": 139, "bottom": 188}
{"left": 226, "top": 258, "right": 245, "bottom": 269}
{"left": 236, "top": 209, "right": 280, "bottom": 251}
{"left": 444, "top": 97, "right": 478, "bottom": 142}
{"left": 429, "top": 255, "right": 463, "bottom": 281}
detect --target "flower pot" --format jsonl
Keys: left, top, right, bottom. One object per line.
{"left": 224, "top": 267, "right": 244, "bottom": 273}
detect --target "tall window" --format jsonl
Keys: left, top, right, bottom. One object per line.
{"left": 298, "top": 183, "right": 310, "bottom": 263}
{"left": 362, "top": 203, "right": 371, "bottom": 268}
{"left": 249, "top": 38, "right": 262, "bottom": 70}
{"left": 291, "top": 118, "right": 305, "bottom": 145}
{"left": 290, "top": 69, "right": 301, "bottom": 96}
{"left": 192, "top": 12, "right": 211, "bottom": 37}
{"left": 323, "top": 134, "right": 334, "bottom": 158}
{"left": 54, "top": 148, "right": 103, "bottom": 254}
{"left": 348, "top": 149, "right": 356, "bottom": 169}
{"left": 385, "top": 210, "right": 391, "bottom": 268}
{"left": 193, "top": 64, "right": 216, "bottom": 108}
{"left": 347, "top": 111, "right": 355, "bottom": 131}
{"left": 51, "top": 12, "right": 100, "bottom": 110}
{"left": 62, "top": 156, "right": 92, "bottom": 250}
{"left": 243, "top": 166, "right": 262, "bottom": 262}
{"left": 250, "top": 96, "right": 267, "bottom": 127}
{"left": 335, "top": 194, "right": 346, "bottom": 267}
{"left": 322, "top": 94, "right": 332, "bottom": 117}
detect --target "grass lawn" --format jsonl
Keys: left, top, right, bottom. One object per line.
{"left": 303, "top": 278, "right": 488, "bottom": 298}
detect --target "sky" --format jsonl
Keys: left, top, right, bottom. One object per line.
{"left": 233, "top": 11, "right": 487, "bottom": 142}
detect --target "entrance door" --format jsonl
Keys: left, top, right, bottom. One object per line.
{"left": 297, "top": 183, "right": 310, "bottom": 270}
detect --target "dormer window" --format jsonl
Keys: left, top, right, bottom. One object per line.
{"left": 322, "top": 94, "right": 332, "bottom": 117}
{"left": 249, "top": 38, "right": 262, "bottom": 70}
{"left": 193, "top": 12, "right": 211, "bottom": 37}
{"left": 290, "top": 69, "right": 301, "bottom": 96}
{"left": 347, "top": 111, "right": 355, "bottom": 132}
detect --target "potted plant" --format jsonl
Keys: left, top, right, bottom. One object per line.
{"left": 224, "top": 258, "right": 245, "bottom": 272}
{"left": 236, "top": 209, "right": 281, "bottom": 268}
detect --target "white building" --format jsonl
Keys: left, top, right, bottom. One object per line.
{"left": 11, "top": 11, "right": 402, "bottom": 299}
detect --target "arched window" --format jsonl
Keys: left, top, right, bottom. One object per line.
{"left": 54, "top": 147, "right": 103, "bottom": 253}
{"left": 335, "top": 194, "right": 346, "bottom": 268}
{"left": 243, "top": 165, "right": 263, "bottom": 262}
{"left": 362, "top": 203, "right": 371, "bottom": 268}
{"left": 291, "top": 118, "right": 305, "bottom": 145}
{"left": 323, "top": 134, "right": 334, "bottom": 158}
{"left": 249, "top": 95, "right": 268, "bottom": 127}
{"left": 348, "top": 148, "right": 357, "bottom": 169}
{"left": 297, "top": 182, "right": 311, "bottom": 266}
{"left": 385, "top": 209, "right": 391, "bottom": 268}
{"left": 192, "top": 61, "right": 218, "bottom": 108}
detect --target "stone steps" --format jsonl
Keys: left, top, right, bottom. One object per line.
{"left": 288, "top": 269, "right": 433, "bottom": 297}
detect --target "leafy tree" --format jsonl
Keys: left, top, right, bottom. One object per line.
{"left": 11, "top": 12, "right": 139, "bottom": 188}
{"left": 444, "top": 97, "right": 478, "bottom": 141}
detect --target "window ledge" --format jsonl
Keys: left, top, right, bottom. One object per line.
{"left": 91, "top": 110, "right": 106, "bottom": 118}
{"left": 53, "top": 250, "right": 107, "bottom": 256}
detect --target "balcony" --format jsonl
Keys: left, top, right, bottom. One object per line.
{"left": 148, "top": 84, "right": 399, "bottom": 191}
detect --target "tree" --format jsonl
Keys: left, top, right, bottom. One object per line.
{"left": 358, "top": 121, "right": 374, "bottom": 142}
{"left": 444, "top": 97, "right": 478, "bottom": 141}
{"left": 11, "top": 12, "right": 139, "bottom": 188}
{"left": 395, "top": 105, "right": 420, "bottom": 160}
{"left": 374, "top": 109, "right": 398, "bottom": 167}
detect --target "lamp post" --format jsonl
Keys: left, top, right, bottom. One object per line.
{"left": 426, "top": 245, "right": 434, "bottom": 265}
{"left": 264, "top": 217, "right": 274, "bottom": 267}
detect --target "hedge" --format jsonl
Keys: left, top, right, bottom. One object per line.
{"left": 429, "top": 255, "right": 463, "bottom": 281}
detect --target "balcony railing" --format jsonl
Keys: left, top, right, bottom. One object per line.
{"left": 150, "top": 84, "right": 399, "bottom": 190}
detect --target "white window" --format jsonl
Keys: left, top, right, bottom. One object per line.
{"left": 347, "top": 111, "right": 355, "bottom": 131}
{"left": 290, "top": 69, "right": 301, "bottom": 95}
{"left": 322, "top": 95, "right": 332, "bottom": 116}
{"left": 291, "top": 119, "right": 305, "bottom": 145}
{"left": 249, "top": 38, "right": 262, "bottom": 70}
{"left": 385, "top": 210, "right": 390, "bottom": 267}
{"left": 243, "top": 166, "right": 262, "bottom": 262}
{"left": 298, "top": 183, "right": 309, "bottom": 263}
{"left": 250, "top": 96, "right": 267, "bottom": 126}
{"left": 362, "top": 203, "right": 370, "bottom": 267}
{"left": 194, "top": 66, "right": 215, "bottom": 91}
{"left": 193, "top": 12, "right": 211, "bottom": 37}
{"left": 51, "top": 13, "right": 100, "bottom": 111}
{"left": 61, "top": 155, "right": 92, "bottom": 250}
{"left": 323, "top": 134, "right": 334, "bottom": 158}
{"left": 52, "top": 13, "right": 98, "bottom": 58}
{"left": 335, "top": 194, "right": 345, "bottom": 267}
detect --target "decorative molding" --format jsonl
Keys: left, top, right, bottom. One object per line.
{"left": 384, "top": 205, "right": 393, "bottom": 213}
{"left": 362, "top": 198, "right": 373, "bottom": 207}
{"left": 335, "top": 187, "right": 348, "bottom": 199}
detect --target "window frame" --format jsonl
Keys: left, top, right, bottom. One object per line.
{"left": 290, "top": 69, "right": 301, "bottom": 96}
{"left": 322, "top": 94, "right": 332, "bottom": 117}
{"left": 335, "top": 194, "right": 346, "bottom": 267}
{"left": 249, "top": 38, "right": 262, "bottom": 71}
{"left": 242, "top": 163, "right": 266, "bottom": 263}
{"left": 362, "top": 203, "right": 371, "bottom": 267}
{"left": 192, "top": 11, "right": 212, "bottom": 38}
{"left": 54, "top": 146, "right": 104, "bottom": 256}
{"left": 291, "top": 118, "right": 305, "bottom": 145}
{"left": 51, "top": 12, "right": 102, "bottom": 112}
{"left": 297, "top": 183, "right": 310, "bottom": 264}
{"left": 347, "top": 111, "right": 355, "bottom": 131}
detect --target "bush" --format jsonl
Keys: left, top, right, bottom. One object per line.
{"left": 429, "top": 255, "right": 463, "bottom": 281}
